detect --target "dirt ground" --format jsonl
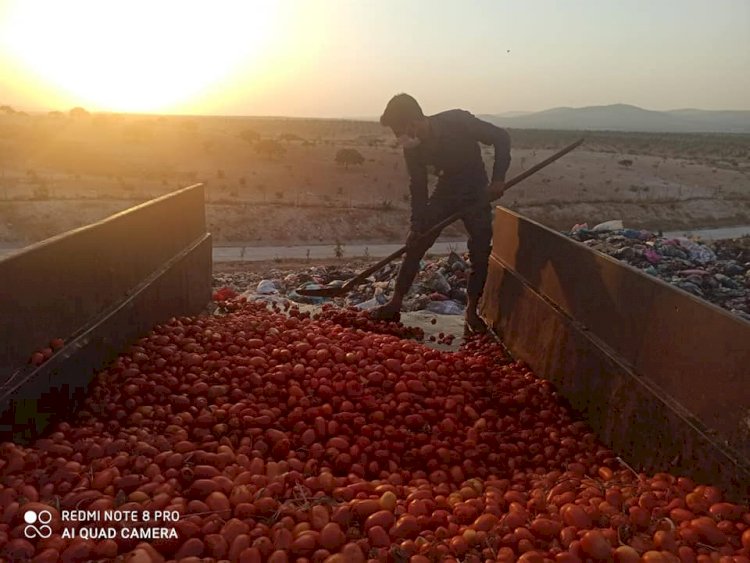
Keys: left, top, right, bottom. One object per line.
{"left": 1, "top": 112, "right": 748, "bottom": 244}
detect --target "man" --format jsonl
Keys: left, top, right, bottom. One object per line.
{"left": 370, "top": 93, "right": 511, "bottom": 333}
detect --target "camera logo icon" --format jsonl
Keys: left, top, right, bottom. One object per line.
{"left": 24, "top": 510, "right": 53, "bottom": 539}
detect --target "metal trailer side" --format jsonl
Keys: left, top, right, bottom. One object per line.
{"left": 481, "top": 206, "right": 750, "bottom": 501}
{"left": 0, "top": 185, "right": 211, "bottom": 441}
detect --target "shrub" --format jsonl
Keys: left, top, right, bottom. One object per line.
{"left": 33, "top": 186, "right": 49, "bottom": 200}
{"left": 335, "top": 148, "right": 365, "bottom": 169}
{"left": 239, "top": 129, "right": 260, "bottom": 143}
{"left": 69, "top": 106, "right": 89, "bottom": 117}
{"left": 255, "top": 139, "right": 286, "bottom": 159}
{"left": 334, "top": 240, "right": 345, "bottom": 259}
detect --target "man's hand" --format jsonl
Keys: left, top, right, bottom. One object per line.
{"left": 488, "top": 179, "right": 507, "bottom": 201}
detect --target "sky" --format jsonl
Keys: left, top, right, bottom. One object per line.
{"left": 0, "top": 0, "right": 748, "bottom": 117}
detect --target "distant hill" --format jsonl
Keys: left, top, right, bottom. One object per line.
{"left": 482, "top": 104, "right": 750, "bottom": 134}
{"left": 491, "top": 110, "right": 534, "bottom": 118}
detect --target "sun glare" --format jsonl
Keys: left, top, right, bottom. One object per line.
{"left": 1, "top": 1, "right": 281, "bottom": 113}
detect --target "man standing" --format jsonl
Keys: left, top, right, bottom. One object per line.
{"left": 370, "top": 93, "right": 511, "bottom": 333}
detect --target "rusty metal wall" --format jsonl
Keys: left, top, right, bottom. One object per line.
{"left": 0, "top": 185, "right": 211, "bottom": 440}
{"left": 481, "top": 207, "right": 750, "bottom": 500}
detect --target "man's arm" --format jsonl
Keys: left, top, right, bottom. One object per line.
{"left": 404, "top": 148, "right": 429, "bottom": 231}
{"left": 461, "top": 111, "right": 511, "bottom": 183}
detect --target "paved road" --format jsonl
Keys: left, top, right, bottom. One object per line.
{"left": 210, "top": 226, "right": 750, "bottom": 260}
{"left": 663, "top": 225, "right": 750, "bottom": 241}
{"left": 3, "top": 225, "right": 749, "bottom": 261}
{"left": 0, "top": 240, "right": 468, "bottom": 261}
{"left": 212, "top": 240, "right": 468, "bottom": 262}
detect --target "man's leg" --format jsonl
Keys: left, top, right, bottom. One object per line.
{"left": 462, "top": 193, "right": 493, "bottom": 333}
{"left": 370, "top": 230, "right": 441, "bottom": 319}
{"left": 370, "top": 195, "right": 453, "bottom": 320}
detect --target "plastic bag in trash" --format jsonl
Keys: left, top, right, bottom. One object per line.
{"left": 238, "top": 289, "right": 287, "bottom": 304}
{"left": 643, "top": 248, "right": 662, "bottom": 264}
{"left": 447, "top": 251, "right": 467, "bottom": 270}
{"left": 256, "top": 279, "right": 278, "bottom": 294}
{"left": 423, "top": 272, "right": 451, "bottom": 294}
{"left": 449, "top": 288, "right": 468, "bottom": 304}
{"left": 356, "top": 294, "right": 387, "bottom": 310}
{"left": 252, "top": 295, "right": 289, "bottom": 305}
{"left": 592, "top": 220, "right": 624, "bottom": 232}
{"left": 404, "top": 294, "right": 432, "bottom": 312}
{"left": 675, "top": 238, "right": 716, "bottom": 265}
{"left": 621, "top": 229, "right": 643, "bottom": 239}
{"left": 425, "top": 299, "right": 464, "bottom": 315}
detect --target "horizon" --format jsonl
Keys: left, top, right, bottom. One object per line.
{"left": 5, "top": 102, "right": 750, "bottom": 122}
{"left": 1, "top": 0, "right": 748, "bottom": 117}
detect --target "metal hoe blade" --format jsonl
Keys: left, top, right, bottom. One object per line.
{"left": 296, "top": 284, "right": 352, "bottom": 298}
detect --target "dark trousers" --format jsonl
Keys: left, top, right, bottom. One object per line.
{"left": 394, "top": 183, "right": 493, "bottom": 301}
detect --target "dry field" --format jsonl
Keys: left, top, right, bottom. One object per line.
{"left": 0, "top": 111, "right": 748, "bottom": 245}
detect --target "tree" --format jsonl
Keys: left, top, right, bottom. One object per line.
{"left": 33, "top": 185, "right": 50, "bottom": 200}
{"left": 334, "top": 240, "right": 345, "bottom": 259}
{"left": 239, "top": 129, "right": 260, "bottom": 144}
{"left": 279, "top": 133, "right": 303, "bottom": 142}
{"left": 335, "top": 148, "right": 365, "bottom": 169}
{"left": 69, "top": 106, "right": 90, "bottom": 117}
{"left": 0, "top": 105, "right": 16, "bottom": 115}
{"left": 254, "top": 139, "right": 286, "bottom": 159}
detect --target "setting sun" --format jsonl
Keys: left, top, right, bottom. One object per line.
{"left": 0, "top": 1, "right": 283, "bottom": 113}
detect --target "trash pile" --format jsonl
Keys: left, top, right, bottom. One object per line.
{"left": 212, "top": 251, "right": 473, "bottom": 315}
{"left": 212, "top": 225, "right": 749, "bottom": 322}
{"left": 566, "top": 222, "right": 750, "bottom": 322}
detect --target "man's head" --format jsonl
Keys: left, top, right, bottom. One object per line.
{"left": 380, "top": 93, "right": 429, "bottom": 147}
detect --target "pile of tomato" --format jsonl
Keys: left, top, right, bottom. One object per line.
{"left": 1, "top": 299, "right": 748, "bottom": 562}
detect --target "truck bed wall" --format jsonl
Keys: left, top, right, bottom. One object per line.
{"left": 0, "top": 185, "right": 211, "bottom": 440}
{"left": 481, "top": 206, "right": 750, "bottom": 500}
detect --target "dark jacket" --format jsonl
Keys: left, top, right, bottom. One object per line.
{"left": 404, "top": 109, "right": 511, "bottom": 229}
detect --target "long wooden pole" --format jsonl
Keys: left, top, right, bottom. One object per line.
{"left": 298, "top": 139, "right": 585, "bottom": 297}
